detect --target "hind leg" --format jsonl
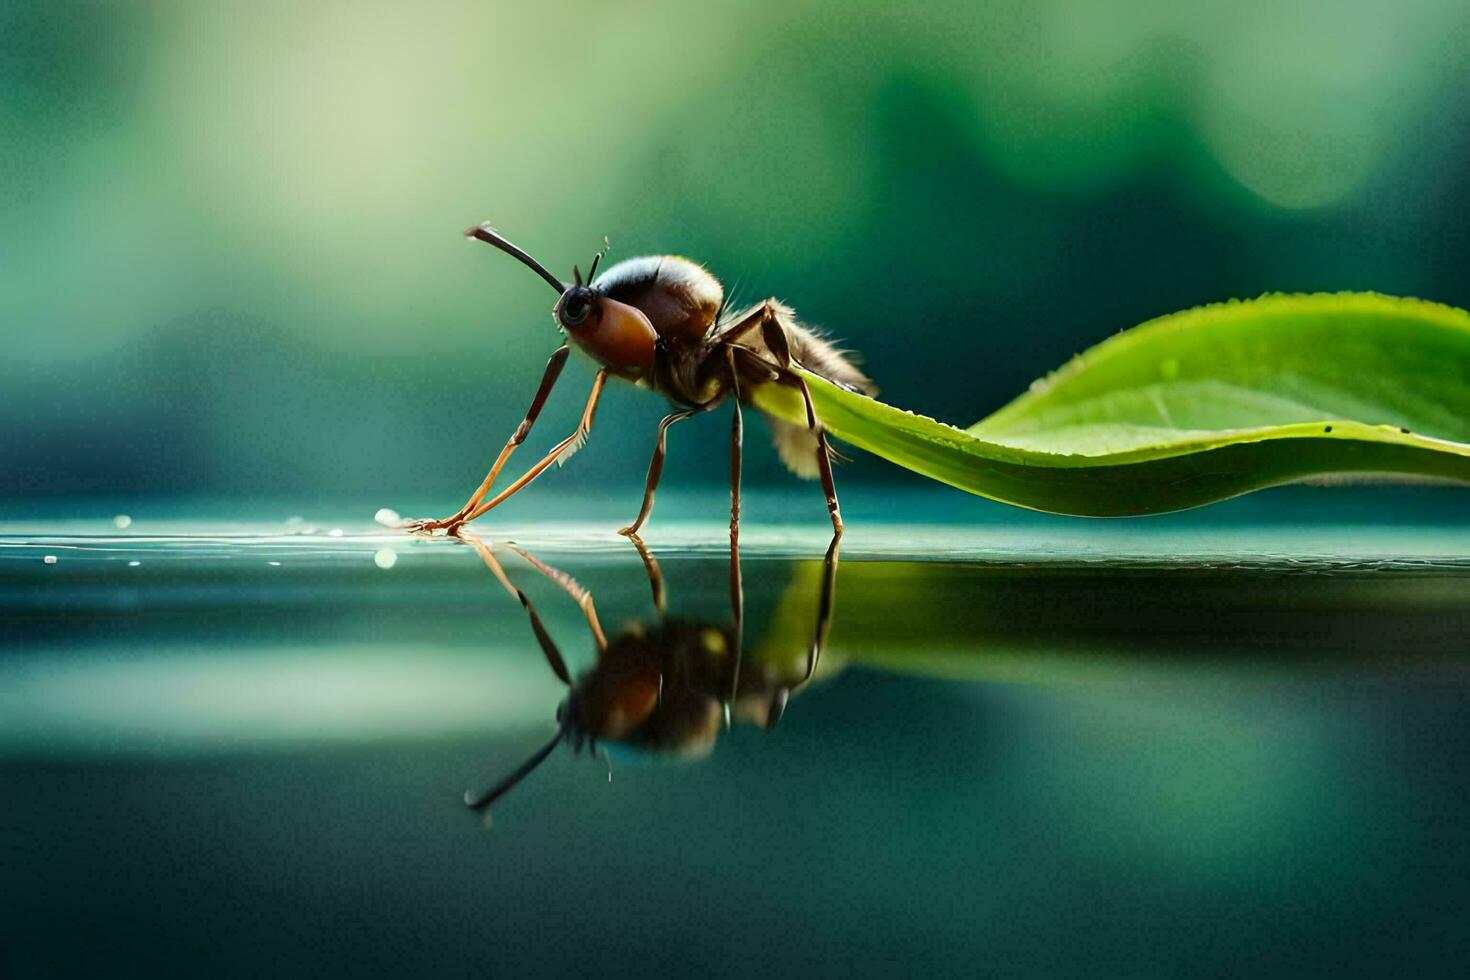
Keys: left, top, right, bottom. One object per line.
{"left": 776, "top": 368, "right": 843, "bottom": 536}
{"left": 722, "top": 310, "right": 844, "bottom": 535}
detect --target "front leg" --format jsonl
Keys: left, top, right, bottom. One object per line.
{"left": 456, "top": 369, "right": 608, "bottom": 526}
{"left": 404, "top": 345, "right": 570, "bottom": 533}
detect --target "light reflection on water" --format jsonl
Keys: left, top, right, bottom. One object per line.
{"left": 2, "top": 509, "right": 1469, "bottom": 976}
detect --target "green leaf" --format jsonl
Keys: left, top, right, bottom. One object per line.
{"left": 751, "top": 293, "right": 1470, "bottom": 516}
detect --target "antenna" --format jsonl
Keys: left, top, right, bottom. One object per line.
{"left": 587, "top": 235, "right": 611, "bottom": 282}
{"left": 465, "top": 223, "right": 567, "bottom": 295}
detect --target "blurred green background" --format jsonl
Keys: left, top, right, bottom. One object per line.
{"left": 4, "top": 0, "right": 1469, "bottom": 507}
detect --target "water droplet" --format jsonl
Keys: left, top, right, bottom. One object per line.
{"left": 128, "top": 560, "right": 141, "bottom": 567}
{"left": 373, "top": 548, "right": 398, "bottom": 570}
{"left": 374, "top": 507, "right": 401, "bottom": 527}
{"left": 113, "top": 514, "right": 132, "bottom": 529}
{"left": 43, "top": 555, "right": 58, "bottom": 565}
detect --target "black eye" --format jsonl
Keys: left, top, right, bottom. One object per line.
{"left": 558, "top": 287, "right": 594, "bottom": 328}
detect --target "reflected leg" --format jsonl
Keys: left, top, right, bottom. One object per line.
{"left": 807, "top": 532, "right": 842, "bottom": 681}
{"left": 625, "top": 532, "right": 667, "bottom": 615}
{"left": 455, "top": 529, "right": 577, "bottom": 685}
{"left": 503, "top": 543, "right": 608, "bottom": 656}
{"left": 766, "top": 532, "right": 842, "bottom": 730}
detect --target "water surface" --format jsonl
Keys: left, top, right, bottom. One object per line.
{"left": 3, "top": 490, "right": 1468, "bottom": 976}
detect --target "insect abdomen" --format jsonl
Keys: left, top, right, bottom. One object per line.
{"left": 783, "top": 320, "right": 875, "bottom": 397}
{"left": 766, "top": 317, "right": 874, "bottom": 479}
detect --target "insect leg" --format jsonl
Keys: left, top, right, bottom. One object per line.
{"left": 715, "top": 298, "right": 798, "bottom": 369}
{"left": 618, "top": 408, "right": 698, "bottom": 536}
{"left": 723, "top": 309, "right": 845, "bottom": 538}
{"left": 624, "top": 532, "right": 668, "bottom": 615}
{"left": 788, "top": 373, "right": 843, "bottom": 535}
{"left": 757, "top": 311, "right": 792, "bottom": 368}
{"left": 459, "top": 369, "right": 608, "bottom": 525}
{"left": 503, "top": 543, "right": 608, "bottom": 656}
{"left": 726, "top": 347, "right": 745, "bottom": 711}
{"left": 455, "top": 529, "right": 577, "bottom": 684}
{"left": 712, "top": 301, "right": 770, "bottom": 345}
{"left": 411, "top": 346, "right": 570, "bottom": 532}
{"left": 807, "top": 532, "right": 842, "bottom": 681}
{"left": 765, "top": 531, "right": 841, "bottom": 731}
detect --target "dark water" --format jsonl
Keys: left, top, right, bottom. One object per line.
{"left": 3, "top": 491, "right": 1470, "bottom": 977}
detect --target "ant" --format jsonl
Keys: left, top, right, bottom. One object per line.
{"left": 456, "top": 527, "right": 842, "bottom": 818}
{"left": 403, "top": 224, "right": 874, "bottom": 539}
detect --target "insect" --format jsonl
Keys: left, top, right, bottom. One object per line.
{"left": 457, "top": 528, "right": 842, "bottom": 817}
{"left": 404, "top": 224, "right": 874, "bottom": 538}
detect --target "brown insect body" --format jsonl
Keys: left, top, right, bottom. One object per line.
{"left": 592, "top": 253, "right": 873, "bottom": 410}
{"left": 406, "top": 224, "right": 873, "bottom": 537}
{"left": 593, "top": 256, "right": 722, "bottom": 347}
{"left": 565, "top": 620, "right": 737, "bottom": 757}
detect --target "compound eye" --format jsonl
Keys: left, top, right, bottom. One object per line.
{"left": 558, "top": 287, "right": 595, "bottom": 328}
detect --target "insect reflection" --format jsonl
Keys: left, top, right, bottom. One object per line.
{"left": 456, "top": 529, "right": 841, "bottom": 817}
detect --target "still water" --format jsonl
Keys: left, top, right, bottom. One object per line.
{"left": 3, "top": 489, "right": 1469, "bottom": 976}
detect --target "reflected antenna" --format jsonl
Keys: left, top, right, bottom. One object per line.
{"left": 464, "top": 726, "right": 565, "bottom": 814}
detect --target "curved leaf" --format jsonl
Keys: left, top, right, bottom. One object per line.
{"left": 751, "top": 293, "right": 1470, "bottom": 516}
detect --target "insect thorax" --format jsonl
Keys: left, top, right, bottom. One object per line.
{"left": 593, "top": 256, "right": 723, "bottom": 344}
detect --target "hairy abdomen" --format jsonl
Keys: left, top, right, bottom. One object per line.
{"left": 767, "top": 316, "right": 875, "bottom": 479}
